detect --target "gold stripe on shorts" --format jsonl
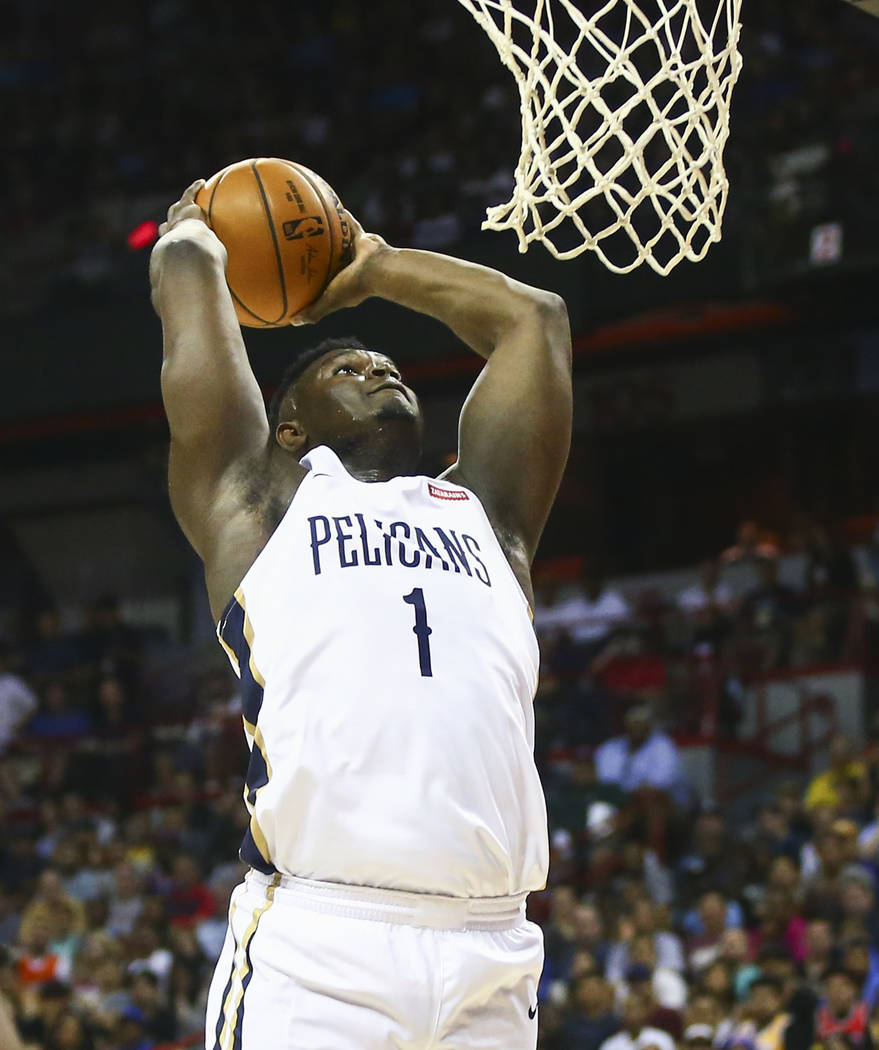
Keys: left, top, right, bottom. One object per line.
{"left": 217, "top": 876, "right": 282, "bottom": 1050}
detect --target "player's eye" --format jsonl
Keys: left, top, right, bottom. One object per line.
{"left": 335, "top": 364, "right": 358, "bottom": 375}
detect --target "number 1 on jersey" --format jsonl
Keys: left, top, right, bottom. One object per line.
{"left": 403, "top": 587, "right": 433, "bottom": 677}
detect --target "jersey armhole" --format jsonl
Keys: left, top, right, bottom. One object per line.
{"left": 215, "top": 467, "right": 319, "bottom": 631}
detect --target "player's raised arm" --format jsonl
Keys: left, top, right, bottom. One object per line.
{"left": 297, "top": 225, "right": 572, "bottom": 571}
{"left": 150, "top": 182, "right": 275, "bottom": 558}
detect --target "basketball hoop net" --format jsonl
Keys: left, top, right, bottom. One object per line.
{"left": 455, "top": 0, "right": 744, "bottom": 274}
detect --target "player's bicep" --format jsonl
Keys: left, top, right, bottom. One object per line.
{"left": 444, "top": 295, "right": 571, "bottom": 560}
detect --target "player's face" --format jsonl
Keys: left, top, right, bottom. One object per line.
{"left": 296, "top": 348, "right": 422, "bottom": 437}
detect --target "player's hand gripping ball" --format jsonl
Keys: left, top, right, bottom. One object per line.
{"left": 193, "top": 158, "right": 354, "bottom": 328}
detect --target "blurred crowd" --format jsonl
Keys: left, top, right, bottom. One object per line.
{"left": 3, "top": 0, "right": 879, "bottom": 314}
{"left": 534, "top": 517, "right": 879, "bottom": 752}
{"left": 0, "top": 515, "right": 878, "bottom": 1048}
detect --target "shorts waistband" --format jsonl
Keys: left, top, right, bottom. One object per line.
{"left": 245, "top": 870, "right": 527, "bottom": 931}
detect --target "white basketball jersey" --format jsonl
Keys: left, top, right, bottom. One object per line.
{"left": 217, "top": 445, "right": 548, "bottom": 898}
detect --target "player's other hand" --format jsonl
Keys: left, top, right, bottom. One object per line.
{"left": 290, "top": 212, "right": 389, "bottom": 325}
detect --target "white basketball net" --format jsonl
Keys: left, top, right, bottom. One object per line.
{"left": 455, "top": 0, "right": 744, "bottom": 274}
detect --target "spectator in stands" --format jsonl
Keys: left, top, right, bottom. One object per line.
{"left": 538, "top": 1001, "right": 568, "bottom": 1050}
{"left": 749, "top": 887, "right": 808, "bottom": 964}
{"left": 169, "top": 957, "right": 206, "bottom": 1042}
{"left": 736, "top": 553, "right": 799, "bottom": 671}
{"left": 535, "top": 558, "right": 632, "bottom": 654}
{"left": 105, "top": 863, "right": 144, "bottom": 939}
{"left": 594, "top": 706, "right": 689, "bottom": 807}
{"left": 70, "top": 930, "right": 119, "bottom": 1010}
{"left": 162, "top": 854, "right": 215, "bottom": 929}
{"left": 688, "top": 891, "right": 733, "bottom": 974}
{"left": 598, "top": 986, "right": 675, "bottom": 1050}
{"left": 25, "top": 680, "right": 91, "bottom": 741}
{"left": 682, "top": 1024, "right": 716, "bottom": 1050}
{"left": 841, "top": 938, "right": 879, "bottom": 1010}
{"left": 815, "top": 968, "right": 873, "bottom": 1050}
{"left": 19, "top": 871, "right": 85, "bottom": 953}
{"left": 16, "top": 977, "right": 71, "bottom": 1048}
{"left": 804, "top": 523, "right": 858, "bottom": 598}
{"left": 803, "top": 919, "right": 836, "bottom": 989}
{"left": 839, "top": 867, "right": 879, "bottom": 946}
{"left": 805, "top": 736, "right": 869, "bottom": 813}
{"left": 619, "top": 934, "right": 687, "bottom": 1012}
{"left": 721, "top": 521, "right": 779, "bottom": 568}
{"left": 16, "top": 915, "right": 67, "bottom": 987}
{"left": 684, "top": 990, "right": 734, "bottom": 1048}
{"left": 563, "top": 967, "right": 621, "bottom": 1050}
{"left": 719, "top": 928, "right": 761, "bottom": 1001}
{"left": 726, "top": 976, "right": 791, "bottom": 1050}
{"left": 591, "top": 627, "right": 667, "bottom": 708}
{"left": 548, "top": 751, "right": 629, "bottom": 856}
{"left": 79, "top": 595, "right": 143, "bottom": 696}
{"left": 620, "top": 965, "right": 683, "bottom": 1039}
{"left": 44, "top": 1010, "right": 96, "bottom": 1050}
{"left": 87, "top": 955, "right": 131, "bottom": 1032}
{"left": 595, "top": 705, "right": 690, "bottom": 861}
{"left": 113, "top": 1004, "right": 152, "bottom": 1050}
{"left": 125, "top": 918, "right": 174, "bottom": 993}
{"left": 84, "top": 674, "right": 144, "bottom": 804}
{"left": 857, "top": 795, "right": 879, "bottom": 870}
{"left": 605, "top": 899, "right": 685, "bottom": 981}
{"left": 0, "top": 642, "right": 37, "bottom": 757}
{"left": 129, "top": 969, "right": 176, "bottom": 1043}
{"left": 679, "top": 811, "right": 745, "bottom": 901}
{"left": 677, "top": 559, "right": 735, "bottom": 616}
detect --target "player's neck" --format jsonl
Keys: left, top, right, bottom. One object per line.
{"left": 325, "top": 429, "right": 421, "bottom": 483}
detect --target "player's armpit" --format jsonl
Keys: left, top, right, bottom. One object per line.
{"left": 441, "top": 293, "right": 572, "bottom": 564}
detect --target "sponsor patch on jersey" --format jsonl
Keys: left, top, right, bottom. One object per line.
{"left": 428, "top": 483, "right": 469, "bottom": 501}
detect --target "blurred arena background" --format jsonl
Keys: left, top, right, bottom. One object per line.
{"left": 4, "top": 1, "right": 879, "bottom": 1048}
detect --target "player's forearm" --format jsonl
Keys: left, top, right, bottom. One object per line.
{"left": 150, "top": 223, "right": 267, "bottom": 447}
{"left": 364, "top": 246, "right": 564, "bottom": 359}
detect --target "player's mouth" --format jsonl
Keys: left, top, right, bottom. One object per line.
{"left": 371, "top": 381, "right": 409, "bottom": 399}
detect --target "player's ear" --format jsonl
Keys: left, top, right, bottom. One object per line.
{"left": 275, "top": 417, "right": 307, "bottom": 454}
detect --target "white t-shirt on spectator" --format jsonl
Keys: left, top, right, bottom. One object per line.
{"left": 676, "top": 581, "right": 733, "bottom": 614}
{"left": 615, "top": 968, "right": 688, "bottom": 1011}
{"left": 606, "top": 932, "right": 686, "bottom": 980}
{"left": 105, "top": 896, "right": 143, "bottom": 938}
{"left": 0, "top": 672, "right": 37, "bottom": 753}
{"left": 128, "top": 947, "right": 173, "bottom": 991}
{"left": 600, "top": 1026, "right": 676, "bottom": 1050}
{"left": 535, "top": 587, "right": 631, "bottom": 643}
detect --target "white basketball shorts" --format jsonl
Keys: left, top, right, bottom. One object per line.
{"left": 206, "top": 869, "right": 544, "bottom": 1050}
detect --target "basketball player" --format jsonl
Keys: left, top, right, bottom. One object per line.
{"left": 150, "top": 179, "right": 572, "bottom": 1050}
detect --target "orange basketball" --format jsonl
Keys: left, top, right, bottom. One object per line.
{"left": 194, "top": 158, "right": 352, "bottom": 328}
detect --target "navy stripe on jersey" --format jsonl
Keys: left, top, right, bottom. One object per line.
{"left": 239, "top": 826, "right": 278, "bottom": 875}
{"left": 218, "top": 595, "right": 266, "bottom": 726}
{"left": 244, "top": 740, "right": 269, "bottom": 807}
